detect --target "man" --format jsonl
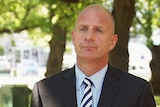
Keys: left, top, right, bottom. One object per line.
{"left": 30, "top": 4, "right": 156, "bottom": 107}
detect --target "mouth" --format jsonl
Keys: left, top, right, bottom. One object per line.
{"left": 81, "top": 46, "right": 97, "bottom": 50}
{"left": 80, "top": 42, "right": 97, "bottom": 51}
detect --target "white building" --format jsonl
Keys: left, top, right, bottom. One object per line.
{"left": 0, "top": 32, "right": 49, "bottom": 68}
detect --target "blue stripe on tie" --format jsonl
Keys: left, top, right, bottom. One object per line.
{"left": 81, "top": 78, "right": 93, "bottom": 107}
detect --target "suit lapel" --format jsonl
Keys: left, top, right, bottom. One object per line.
{"left": 98, "top": 64, "right": 121, "bottom": 107}
{"left": 61, "top": 67, "right": 77, "bottom": 107}
{"left": 60, "top": 65, "right": 121, "bottom": 107}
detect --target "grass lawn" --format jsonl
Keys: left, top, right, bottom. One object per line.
{"left": 155, "top": 96, "right": 160, "bottom": 106}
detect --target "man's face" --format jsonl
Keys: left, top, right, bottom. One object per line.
{"left": 72, "top": 7, "right": 118, "bottom": 61}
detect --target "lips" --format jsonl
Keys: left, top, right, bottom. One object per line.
{"left": 81, "top": 45, "right": 97, "bottom": 50}
{"left": 79, "top": 42, "right": 97, "bottom": 50}
{"left": 83, "top": 46, "right": 96, "bottom": 48}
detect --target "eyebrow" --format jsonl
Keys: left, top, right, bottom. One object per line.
{"left": 77, "top": 24, "right": 87, "bottom": 29}
{"left": 77, "top": 24, "right": 104, "bottom": 29}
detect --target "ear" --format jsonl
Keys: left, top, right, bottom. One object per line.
{"left": 71, "top": 30, "right": 75, "bottom": 44}
{"left": 109, "top": 34, "right": 118, "bottom": 51}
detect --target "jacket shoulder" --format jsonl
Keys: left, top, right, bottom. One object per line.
{"left": 108, "top": 64, "right": 150, "bottom": 86}
{"left": 39, "top": 67, "right": 75, "bottom": 85}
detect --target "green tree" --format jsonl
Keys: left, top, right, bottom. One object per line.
{"left": 133, "top": 0, "right": 160, "bottom": 95}
{"left": 0, "top": 0, "right": 159, "bottom": 94}
{"left": 43, "top": 0, "right": 104, "bottom": 77}
{"left": 0, "top": 46, "right": 4, "bottom": 56}
{"left": 0, "top": 0, "right": 103, "bottom": 77}
{"left": 0, "top": 0, "right": 46, "bottom": 33}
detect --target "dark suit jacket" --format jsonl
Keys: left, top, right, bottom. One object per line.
{"left": 30, "top": 64, "right": 156, "bottom": 107}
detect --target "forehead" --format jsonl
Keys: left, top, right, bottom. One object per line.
{"left": 76, "top": 6, "right": 113, "bottom": 28}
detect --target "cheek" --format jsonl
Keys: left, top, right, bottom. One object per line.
{"left": 72, "top": 32, "right": 79, "bottom": 46}
{"left": 72, "top": 36, "right": 82, "bottom": 49}
{"left": 100, "top": 38, "right": 112, "bottom": 51}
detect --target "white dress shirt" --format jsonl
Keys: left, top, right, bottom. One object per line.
{"left": 75, "top": 64, "right": 108, "bottom": 107}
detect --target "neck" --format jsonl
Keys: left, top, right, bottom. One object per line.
{"left": 77, "top": 58, "right": 108, "bottom": 76}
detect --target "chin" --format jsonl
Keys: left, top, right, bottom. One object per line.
{"left": 80, "top": 55, "right": 98, "bottom": 60}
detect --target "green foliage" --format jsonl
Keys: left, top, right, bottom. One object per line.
{"left": 0, "top": 0, "right": 104, "bottom": 46}
{"left": 131, "top": 0, "right": 160, "bottom": 47}
{"left": 155, "top": 96, "right": 160, "bottom": 106}
{"left": 0, "top": 0, "right": 47, "bottom": 32}
{"left": 0, "top": 0, "right": 159, "bottom": 47}
{"left": 0, "top": 0, "right": 52, "bottom": 47}
{"left": 51, "top": 0, "right": 104, "bottom": 41}
{"left": 50, "top": 0, "right": 103, "bottom": 30}
{"left": 0, "top": 46, "right": 4, "bottom": 56}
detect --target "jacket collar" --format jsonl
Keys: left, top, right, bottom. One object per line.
{"left": 98, "top": 64, "right": 121, "bottom": 107}
{"left": 61, "top": 67, "right": 77, "bottom": 107}
{"left": 61, "top": 64, "right": 121, "bottom": 107}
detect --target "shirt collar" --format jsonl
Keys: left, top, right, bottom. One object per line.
{"left": 75, "top": 64, "right": 86, "bottom": 90}
{"left": 75, "top": 64, "right": 108, "bottom": 90}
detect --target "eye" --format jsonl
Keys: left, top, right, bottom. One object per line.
{"left": 96, "top": 28, "right": 102, "bottom": 32}
{"left": 80, "top": 26, "right": 87, "bottom": 31}
{"left": 79, "top": 27, "right": 88, "bottom": 32}
{"left": 78, "top": 25, "right": 88, "bottom": 32}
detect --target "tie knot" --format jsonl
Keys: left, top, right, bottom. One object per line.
{"left": 83, "top": 78, "right": 92, "bottom": 86}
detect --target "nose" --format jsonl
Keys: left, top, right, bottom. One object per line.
{"left": 85, "top": 30, "right": 95, "bottom": 41}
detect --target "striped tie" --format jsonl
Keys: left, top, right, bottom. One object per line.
{"left": 81, "top": 78, "right": 93, "bottom": 107}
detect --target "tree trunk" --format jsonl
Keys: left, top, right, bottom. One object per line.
{"left": 150, "top": 46, "right": 160, "bottom": 95}
{"left": 45, "top": 24, "right": 66, "bottom": 77}
{"left": 110, "top": 0, "right": 135, "bottom": 71}
{"left": 44, "top": 0, "right": 79, "bottom": 77}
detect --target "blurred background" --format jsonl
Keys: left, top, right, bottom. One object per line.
{"left": 0, "top": 0, "right": 160, "bottom": 107}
